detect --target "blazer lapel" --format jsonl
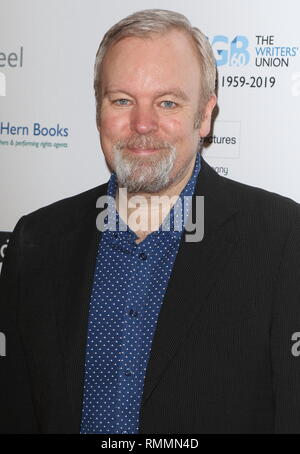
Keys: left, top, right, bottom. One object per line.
{"left": 54, "top": 185, "right": 107, "bottom": 433}
{"left": 140, "top": 158, "right": 239, "bottom": 410}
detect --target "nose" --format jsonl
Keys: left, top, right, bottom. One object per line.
{"left": 130, "top": 105, "right": 159, "bottom": 135}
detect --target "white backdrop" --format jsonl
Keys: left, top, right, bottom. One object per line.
{"left": 0, "top": 0, "right": 299, "bottom": 244}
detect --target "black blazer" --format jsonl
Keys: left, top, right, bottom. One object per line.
{"left": 1, "top": 157, "right": 300, "bottom": 434}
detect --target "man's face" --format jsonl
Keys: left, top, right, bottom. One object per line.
{"left": 98, "top": 29, "right": 216, "bottom": 193}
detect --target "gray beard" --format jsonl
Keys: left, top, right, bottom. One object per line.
{"left": 113, "top": 142, "right": 177, "bottom": 193}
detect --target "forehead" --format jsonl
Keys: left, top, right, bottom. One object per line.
{"left": 101, "top": 29, "right": 201, "bottom": 99}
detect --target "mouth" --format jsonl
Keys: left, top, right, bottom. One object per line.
{"left": 128, "top": 148, "right": 161, "bottom": 155}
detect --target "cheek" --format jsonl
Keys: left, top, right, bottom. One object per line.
{"left": 161, "top": 118, "right": 184, "bottom": 137}
{"left": 100, "top": 111, "right": 129, "bottom": 138}
{"left": 161, "top": 116, "right": 196, "bottom": 144}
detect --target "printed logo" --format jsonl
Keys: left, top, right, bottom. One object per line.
{"left": 210, "top": 34, "right": 299, "bottom": 69}
{"left": 0, "top": 232, "right": 10, "bottom": 264}
{"left": 0, "top": 232, "right": 10, "bottom": 276}
{"left": 0, "top": 47, "right": 24, "bottom": 97}
{"left": 211, "top": 35, "right": 250, "bottom": 67}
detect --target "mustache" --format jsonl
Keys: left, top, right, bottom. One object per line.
{"left": 114, "top": 135, "right": 173, "bottom": 150}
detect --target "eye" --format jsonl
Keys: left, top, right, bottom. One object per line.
{"left": 113, "top": 99, "right": 131, "bottom": 106}
{"left": 160, "top": 100, "right": 177, "bottom": 109}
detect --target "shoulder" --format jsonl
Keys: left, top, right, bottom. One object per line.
{"left": 200, "top": 159, "right": 300, "bottom": 237}
{"left": 221, "top": 173, "right": 299, "bottom": 216}
{"left": 15, "top": 182, "right": 108, "bottom": 240}
{"left": 219, "top": 174, "right": 300, "bottom": 242}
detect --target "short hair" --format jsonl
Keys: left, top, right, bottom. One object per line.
{"left": 94, "top": 9, "right": 217, "bottom": 125}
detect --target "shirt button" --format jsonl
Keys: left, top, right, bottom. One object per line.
{"left": 124, "top": 369, "right": 132, "bottom": 376}
{"left": 129, "top": 309, "right": 138, "bottom": 317}
{"left": 139, "top": 252, "right": 147, "bottom": 260}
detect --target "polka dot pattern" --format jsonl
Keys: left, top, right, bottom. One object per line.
{"left": 80, "top": 152, "right": 201, "bottom": 434}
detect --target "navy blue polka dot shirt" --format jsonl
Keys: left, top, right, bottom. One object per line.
{"left": 80, "top": 151, "right": 201, "bottom": 434}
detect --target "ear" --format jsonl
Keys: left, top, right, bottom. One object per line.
{"left": 199, "top": 94, "right": 217, "bottom": 138}
{"left": 96, "top": 110, "right": 101, "bottom": 132}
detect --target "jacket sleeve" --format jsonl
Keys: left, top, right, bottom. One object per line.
{"left": 0, "top": 216, "right": 39, "bottom": 433}
{"left": 271, "top": 210, "right": 300, "bottom": 433}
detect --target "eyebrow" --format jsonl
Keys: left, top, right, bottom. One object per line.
{"left": 103, "top": 88, "right": 190, "bottom": 102}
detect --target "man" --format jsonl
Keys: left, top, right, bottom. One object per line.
{"left": 0, "top": 9, "right": 300, "bottom": 434}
